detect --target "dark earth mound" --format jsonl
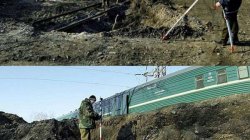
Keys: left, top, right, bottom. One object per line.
{"left": 108, "top": 24, "right": 204, "bottom": 39}
{"left": 0, "top": 112, "right": 80, "bottom": 140}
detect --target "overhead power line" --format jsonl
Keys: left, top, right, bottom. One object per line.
{"left": 65, "top": 67, "right": 136, "bottom": 75}
{"left": 0, "top": 77, "right": 130, "bottom": 88}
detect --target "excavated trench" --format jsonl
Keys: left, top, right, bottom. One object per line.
{"left": 1, "top": 0, "right": 249, "bottom": 65}
{"left": 32, "top": 1, "right": 129, "bottom": 33}
{"left": 64, "top": 5, "right": 128, "bottom": 33}
{"left": 29, "top": 0, "right": 205, "bottom": 39}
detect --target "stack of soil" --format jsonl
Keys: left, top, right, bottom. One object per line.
{"left": 0, "top": 112, "right": 80, "bottom": 140}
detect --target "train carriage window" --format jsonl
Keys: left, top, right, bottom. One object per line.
{"left": 217, "top": 69, "right": 227, "bottom": 84}
{"left": 238, "top": 66, "right": 249, "bottom": 79}
{"left": 196, "top": 75, "right": 204, "bottom": 89}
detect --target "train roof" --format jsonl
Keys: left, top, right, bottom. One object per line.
{"left": 102, "top": 66, "right": 202, "bottom": 100}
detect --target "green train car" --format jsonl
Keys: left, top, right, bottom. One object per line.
{"left": 57, "top": 110, "right": 78, "bottom": 121}
{"left": 58, "top": 66, "right": 250, "bottom": 120}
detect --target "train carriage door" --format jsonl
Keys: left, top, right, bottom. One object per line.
{"left": 103, "top": 99, "right": 110, "bottom": 116}
{"left": 120, "top": 92, "right": 129, "bottom": 115}
{"left": 116, "top": 94, "right": 123, "bottom": 115}
{"left": 102, "top": 100, "right": 106, "bottom": 116}
{"left": 107, "top": 98, "right": 111, "bottom": 116}
{"left": 126, "top": 94, "right": 129, "bottom": 114}
{"left": 93, "top": 102, "right": 100, "bottom": 114}
{"left": 112, "top": 96, "right": 116, "bottom": 116}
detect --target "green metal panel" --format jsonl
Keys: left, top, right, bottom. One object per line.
{"left": 226, "top": 66, "right": 239, "bottom": 81}
{"left": 130, "top": 80, "right": 250, "bottom": 113}
{"left": 203, "top": 71, "right": 217, "bottom": 87}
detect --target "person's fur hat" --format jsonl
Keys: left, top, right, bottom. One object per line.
{"left": 89, "top": 95, "right": 96, "bottom": 101}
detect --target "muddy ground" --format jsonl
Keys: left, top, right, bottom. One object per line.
{"left": 0, "top": 0, "right": 249, "bottom": 65}
{"left": 1, "top": 94, "right": 250, "bottom": 140}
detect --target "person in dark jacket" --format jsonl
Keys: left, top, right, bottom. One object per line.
{"left": 214, "top": 0, "right": 242, "bottom": 45}
{"left": 79, "top": 95, "right": 100, "bottom": 140}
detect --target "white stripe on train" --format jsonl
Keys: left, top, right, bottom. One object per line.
{"left": 129, "top": 78, "right": 250, "bottom": 109}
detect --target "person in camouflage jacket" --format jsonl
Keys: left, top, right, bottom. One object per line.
{"left": 78, "top": 95, "right": 100, "bottom": 140}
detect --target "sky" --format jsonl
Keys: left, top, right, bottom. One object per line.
{"left": 0, "top": 66, "right": 188, "bottom": 122}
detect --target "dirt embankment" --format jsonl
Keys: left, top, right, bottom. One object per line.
{"left": 0, "top": 111, "right": 80, "bottom": 140}
{"left": 0, "top": 0, "right": 250, "bottom": 65}
{"left": 1, "top": 94, "right": 250, "bottom": 140}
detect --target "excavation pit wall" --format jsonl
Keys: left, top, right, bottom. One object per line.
{"left": 1, "top": 0, "right": 250, "bottom": 65}
{"left": 1, "top": 0, "right": 206, "bottom": 38}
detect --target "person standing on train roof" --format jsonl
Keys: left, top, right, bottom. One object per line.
{"left": 78, "top": 95, "right": 101, "bottom": 140}
{"left": 214, "top": 0, "right": 242, "bottom": 46}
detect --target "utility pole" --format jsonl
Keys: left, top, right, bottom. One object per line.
{"left": 153, "top": 66, "right": 166, "bottom": 78}
{"left": 135, "top": 66, "right": 167, "bottom": 82}
{"left": 135, "top": 71, "right": 154, "bottom": 82}
{"left": 135, "top": 66, "right": 154, "bottom": 82}
{"left": 99, "top": 97, "right": 103, "bottom": 140}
